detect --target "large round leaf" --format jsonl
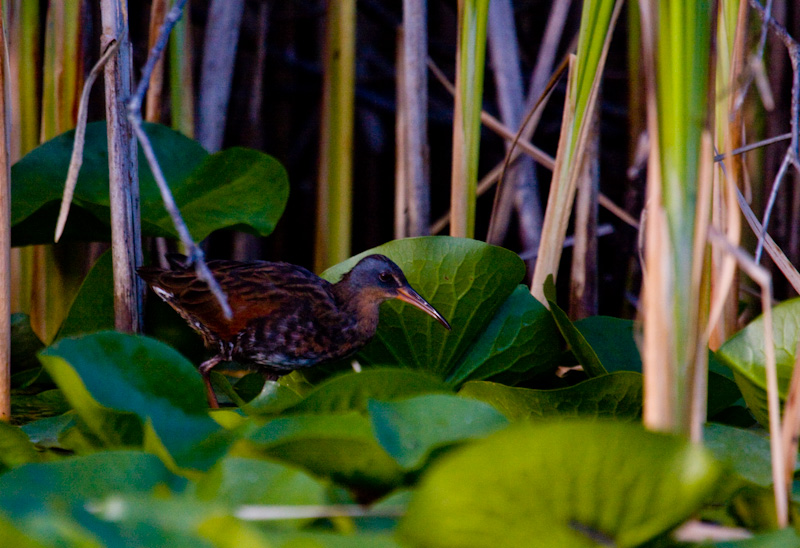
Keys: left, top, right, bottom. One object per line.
{"left": 368, "top": 394, "right": 508, "bottom": 469}
{"left": 716, "top": 297, "right": 800, "bottom": 428}
{"left": 11, "top": 122, "right": 205, "bottom": 245}
{"left": 459, "top": 371, "right": 643, "bottom": 421}
{"left": 0, "top": 451, "right": 179, "bottom": 548}
{"left": 11, "top": 123, "right": 288, "bottom": 245}
{"left": 446, "top": 285, "right": 562, "bottom": 386}
{"left": 38, "top": 332, "right": 227, "bottom": 470}
{"left": 321, "top": 237, "right": 525, "bottom": 379}
{"left": 149, "top": 147, "right": 289, "bottom": 241}
{"left": 243, "top": 412, "right": 405, "bottom": 492}
{"left": 574, "top": 316, "right": 641, "bottom": 373}
{"left": 399, "top": 421, "right": 722, "bottom": 548}
{"left": 704, "top": 423, "right": 781, "bottom": 488}
{"left": 288, "top": 368, "right": 450, "bottom": 415}
{"left": 57, "top": 249, "right": 115, "bottom": 338}
{"left": 191, "top": 456, "right": 328, "bottom": 530}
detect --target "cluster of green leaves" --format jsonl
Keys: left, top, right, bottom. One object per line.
{"left": 4, "top": 124, "right": 800, "bottom": 546}
{"left": 11, "top": 121, "right": 289, "bottom": 246}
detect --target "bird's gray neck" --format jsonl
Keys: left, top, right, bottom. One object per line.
{"left": 331, "top": 280, "right": 383, "bottom": 341}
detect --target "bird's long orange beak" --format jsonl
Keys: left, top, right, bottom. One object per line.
{"left": 396, "top": 287, "right": 451, "bottom": 330}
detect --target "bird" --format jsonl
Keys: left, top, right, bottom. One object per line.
{"left": 137, "top": 253, "right": 451, "bottom": 408}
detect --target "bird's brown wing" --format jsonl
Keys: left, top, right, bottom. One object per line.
{"left": 138, "top": 260, "right": 336, "bottom": 342}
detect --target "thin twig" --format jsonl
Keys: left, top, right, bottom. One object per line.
{"left": 744, "top": 1, "right": 800, "bottom": 277}
{"left": 780, "top": 340, "right": 800, "bottom": 502}
{"left": 747, "top": 0, "right": 800, "bottom": 162}
{"left": 235, "top": 504, "right": 405, "bottom": 521}
{"left": 713, "top": 132, "right": 791, "bottom": 162}
{"left": 755, "top": 150, "right": 792, "bottom": 262}
{"left": 428, "top": 59, "right": 555, "bottom": 169}
{"left": 54, "top": 37, "right": 122, "bottom": 242}
{"left": 519, "top": 223, "right": 614, "bottom": 261}
{"left": 0, "top": 11, "right": 10, "bottom": 421}
{"left": 673, "top": 521, "right": 752, "bottom": 543}
{"left": 707, "top": 226, "right": 786, "bottom": 527}
{"left": 126, "top": 0, "right": 232, "bottom": 319}
{"left": 736, "top": 185, "right": 800, "bottom": 293}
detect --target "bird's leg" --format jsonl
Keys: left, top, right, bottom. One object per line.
{"left": 261, "top": 370, "right": 280, "bottom": 382}
{"left": 199, "top": 355, "right": 224, "bottom": 409}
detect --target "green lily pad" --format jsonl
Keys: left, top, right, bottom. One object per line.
{"left": 368, "top": 394, "right": 508, "bottom": 469}
{"left": 9, "top": 389, "right": 71, "bottom": 425}
{"left": 0, "top": 516, "right": 47, "bottom": 548}
{"left": 38, "top": 332, "right": 227, "bottom": 470}
{"left": 446, "top": 285, "right": 562, "bottom": 386}
{"left": 321, "top": 237, "right": 525, "bottom": 379}
{"left": 709, "top": 528, "right": 800, "bottom": 548}
{"left": 704, "top": 423, "right": 781, "bottom": 488}
{"left": 716, "top": 297, "right": 800, "bottom": 428}
{"left": 11, "top": 313, "right": 44, "bottom": 376}
{"left": 194, "top": 456, "right": 328, "bottom": 506}
{"left": 192, "top": 457, "right": 328, "bottom": 530}
{"left": 11, "top": 122, "right": 205, "bottom": 245}
{"left": 459, "top": 371, "right": 643, "bottom": 421}
{"left": 243, "top": 412, "right": 404, "bottom": 491}
{"left": 574, "top": 316, "right": 641, "bottom": 373}
{"left": 0, "top": 452, "right": 193, "bottom": 548}
{"left": 572, "top": 317, "right": 742, "bottom": 418}
{"left": 0, "top": 450, "right": 176, "bottom": 503}
{"left": 0, "top": 422, "right": 39, "bottom": 471}
{"left": 399, "top": 421, "right": 722, "bottom": 548}
{"left": 547, "top": 295, "right": 607, "bottom": 377}
{"left": 242, "top": 381, "right": 305, "bottom": 415}
{"left": 288, "top": 368, "right": 450, "bottom": 414}
{"left": 57, "top": 248, "right": 115, "bottom": 338}
{"left": 155, "top": 147, "right": 288, "bottom": 241}
{"left": 20, "top": 412, "right": 77, "bottom": 448}
{"left": 11, "top": 122, "right": 289, "bottom": 245}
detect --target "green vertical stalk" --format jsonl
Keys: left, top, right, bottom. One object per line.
{"left": 8, "top": 0, "right": 39, "bottom": 158}
{"left": 6, "top": 1, "right": 40, "bottom": 318}
{"left": 33, "top": 2, "right": 84, "bottom": 342}
{"left": 314, "top": 0, "right": 356, "bottom": 271}
{"left": 449, "top": 0, "right": 490, "bottom": 238}
{"left": 530, "top": 0, "right": 621, "bottom": 303}
{"left": 169, "top": 1, "right": 194, "bottom": 137}
{"left": 641, "top": 0, "right": 713, "bottom": 434}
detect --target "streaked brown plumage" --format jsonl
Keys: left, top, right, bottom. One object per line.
{"left": 138, "top": 253, "right": 450, "bottom": 407}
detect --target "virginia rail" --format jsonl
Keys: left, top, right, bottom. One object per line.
{"left": 138, "top": 253, "right": 450, "bottom": 408}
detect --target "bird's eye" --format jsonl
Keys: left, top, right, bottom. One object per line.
{"left": 378, "top": 271, "right": 392, "bottom": 283}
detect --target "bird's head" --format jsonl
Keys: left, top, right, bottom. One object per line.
{"left": 337, "top": 254, "right": 451, "bottom": 330}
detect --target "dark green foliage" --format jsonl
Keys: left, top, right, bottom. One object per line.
{"left": 11, "top": 122, "right": 288, "bottom": 245}
{"left": 4, "top": 129, "right": 783, "bottom": 545}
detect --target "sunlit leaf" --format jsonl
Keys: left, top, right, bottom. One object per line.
{"left": 38, "top": 332, "right": 228, "bottom": 470}
{"left": 400, "top": 421, "right": 722, "bottom": 548}
{"left": 716, "top": 297, "right": 800, "bottom": 428}
{"left": 0, "top": 422, "right": 39, "bottom": 471}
